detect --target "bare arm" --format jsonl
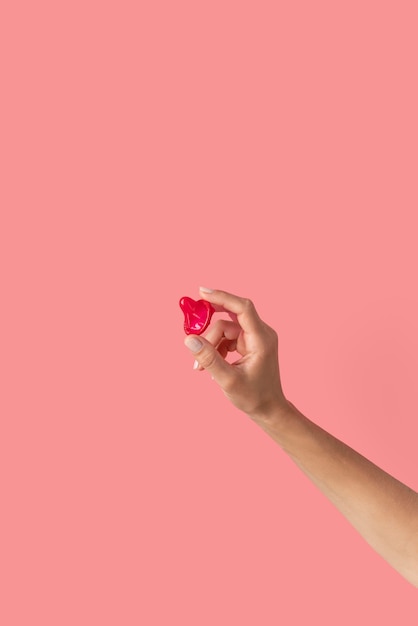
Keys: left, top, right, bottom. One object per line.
{"left": 257, "top": 400, "right": 418, "bottom": 588}
{"left": 184, "top": 287, "right": 418, "bottom": 588}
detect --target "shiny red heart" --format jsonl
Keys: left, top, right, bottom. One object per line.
{"left": 179, "top": 296, "right": 215, "bottom": 335}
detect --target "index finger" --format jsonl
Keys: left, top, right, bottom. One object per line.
{"left": 199, "top": 287, "right": 263, "bottom": 334}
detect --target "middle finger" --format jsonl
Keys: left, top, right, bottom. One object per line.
{"left": 195, "top": 319, "right": 241, "bottom": 371}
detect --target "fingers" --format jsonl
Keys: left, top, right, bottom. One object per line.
{"left": 198, "top": 287, "right": 263, "bottom": 335}
{"left": 204, "top": 319, "right": 241, "bottom": 346}
{"left": 184, "top": 334, "right": 234, "bottom": 386}
{"left": 195, "top": 319, "right": 241, "bottom": 371}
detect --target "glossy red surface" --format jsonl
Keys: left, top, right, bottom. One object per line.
{"left": 179, "top": 296, "right": 215, "bottom": 335}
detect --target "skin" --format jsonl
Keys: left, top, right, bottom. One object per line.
{"left": 184, "top": 287, "right": 418, "bottom": 588}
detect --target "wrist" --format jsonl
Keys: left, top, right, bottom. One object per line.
{"left": 249, "top": 397, "right": 297, "bottom": 430}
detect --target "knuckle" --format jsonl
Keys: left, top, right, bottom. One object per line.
{"left": 263, "top": 322, "right": 278, "bottom": 341}
{"left": 268, "top": 330, "right": 279, "bottom": 351}
{"left": 200, "top": 350, "right": 218, "bottom": 370}
{"left": 257, "top": 325, "right": 278, "bottom": 355}
{"left": 243, "top": 297, "right": 254, "bottom": 310}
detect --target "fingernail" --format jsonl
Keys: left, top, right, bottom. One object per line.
{"left": 185, "top": 336, "right": 203, "bottom": 352}
{"left": 199, "top": 286, "right": 213, "bottom": 293}
{"left": 193, "top": 360, "right": 199, "bottom": 370}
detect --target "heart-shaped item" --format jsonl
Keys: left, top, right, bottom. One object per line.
{"left": 179, "top": 296, "right": 215, "bottom": 335}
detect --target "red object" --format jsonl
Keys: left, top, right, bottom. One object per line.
{"left": 179, "top": 296, "right": 215, "bottom": 335}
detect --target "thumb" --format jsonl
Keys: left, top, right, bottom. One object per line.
{"left": 184, "top": 335, "right": 232, "bottom": 383}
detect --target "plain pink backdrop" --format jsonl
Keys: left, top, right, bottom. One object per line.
{"left": 1, "top": 1, "right": 417, "bottom": 624}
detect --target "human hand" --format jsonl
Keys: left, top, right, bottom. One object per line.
{"left": 183, "top": 287, "right": 291, "bottom": 422}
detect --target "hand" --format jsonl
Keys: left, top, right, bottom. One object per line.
{"left": 184, "top": 288, "right": 290, "bottom": 422}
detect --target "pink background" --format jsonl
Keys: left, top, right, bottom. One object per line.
{"left": 1, "top": 1, "right": 417, "bottom": 623}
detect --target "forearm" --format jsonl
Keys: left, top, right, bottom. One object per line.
{"left": 255, "top": 401, "right": 418, "bottom": 588}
